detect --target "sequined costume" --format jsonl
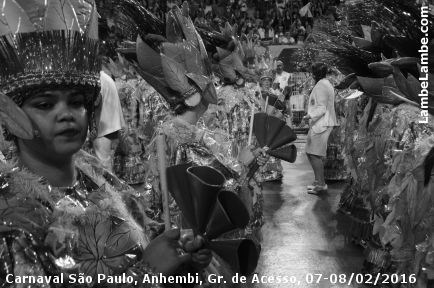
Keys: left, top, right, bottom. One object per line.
{"left": 118, "top": 3, "right": 258, "bottom": 284}
{"left": 257, "top": 88, "right": 285, "bottom": 182}
{"left": 200, "top": 84, "right": 265, "bottom": 235}
{"left": 0, "top": 150, "right": 162, "bottom": 288}
{"left": 113, "top": 76, "right": 170, "bottom": 184}
{"left": 144, "top": 117, "right": 264, "bottom": 243}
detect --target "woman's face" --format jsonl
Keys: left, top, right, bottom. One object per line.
{"left": 261, "top": 78, "right": 272, "bottom": 89}
{"left": 19, "top": 89, "right": 89, "bottom": 160}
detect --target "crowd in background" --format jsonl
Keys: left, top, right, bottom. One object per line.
{"left": 97, "top": 0, "right": 341, "bottom": 57}
{"left": 176, "top": 0, "right": 341, "bottom": 43}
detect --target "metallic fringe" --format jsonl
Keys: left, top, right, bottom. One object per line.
{"left": 0, "top": 30, "right": 100, "bottom": 102}
{"left": 0, "top": 30, "right": 101, "bottom": 141}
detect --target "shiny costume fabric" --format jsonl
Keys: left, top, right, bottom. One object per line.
{"left": 144, "top": 118, "right": 245, "bottom": 287}
{"left": 210, "top": 85, "right": 284, "bottom": 182}
{"left": 200, "top": 85, "right": 266, "bottom": 236}
{"left": 144, "top": 115, "right": 264, "bottom": 240}
{"left": 113, "top": 78, "right": 170, "bottom": 184}
{"left": 0, "top": 150, "right": 162, "bottom": 288}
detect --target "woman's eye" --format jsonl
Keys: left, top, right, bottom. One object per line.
{"left": 71, "top": 100, "right": 85, "bottom": 107}
{"left": 34, "top": 102, "right": 53, "bottom": 110}
{"left": 70, "top": 97, "right": 85, "bottom": 107}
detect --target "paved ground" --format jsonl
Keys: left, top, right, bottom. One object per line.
{"left": 252, "top": 140, "right": 364, "bottom": 288}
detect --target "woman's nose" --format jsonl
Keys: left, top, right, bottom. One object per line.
{"left": 56, "top": 103, "right": 75, "bottom": 121}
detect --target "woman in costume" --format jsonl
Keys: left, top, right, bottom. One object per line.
{"left": 198, "top": 26, "right": 269, "bottom": 241}
{"left": 118, "top": 2, "right": 269, "bottom": 245}
{"left": 100, "top": 56, "right": 170, "bottom": 186}
{"left": 256, "top": 69, "right": 286, "bottom": 182}
{"left": 0, "top": 1, "right": 211, "bottom": 286}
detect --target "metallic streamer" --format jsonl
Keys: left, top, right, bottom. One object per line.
{"left": 0, "top": 0, "right": 100, "bottom": 104}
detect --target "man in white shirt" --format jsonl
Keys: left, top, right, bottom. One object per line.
{"left": 257, "top": 24, "right": 265, "bottom": 39}
{"left": 273, "top": 60, "right": 291, "bottom": 94}
{"left": 93, "top": 70, "right": 126, "bottom": 171}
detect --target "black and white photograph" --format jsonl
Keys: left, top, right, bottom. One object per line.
{"left": 0, "top": 0, "right": 433, "bottom": 287}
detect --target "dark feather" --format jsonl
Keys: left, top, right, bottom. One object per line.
{"left": 118, "top": 0, "right": 164, "bottom": 50}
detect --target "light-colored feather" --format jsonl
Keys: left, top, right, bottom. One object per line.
{"left": 0, "top": 93, "right": 33, "bottom": 139}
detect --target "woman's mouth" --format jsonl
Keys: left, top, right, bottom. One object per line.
{"left": 56, "top": 128, "right": 80, "bottom": 138}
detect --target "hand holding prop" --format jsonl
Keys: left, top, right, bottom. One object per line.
{"left": 246, "top": 112, "right": 298, "bottom": 181}
{"left": 166, "top": 164, "right": 259, "bottom": 275}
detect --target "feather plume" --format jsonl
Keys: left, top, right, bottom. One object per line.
{"left": 118, "top": 0, "right": 164, "bottom": 49}
{"left": 0, "top": 0, "right": 36, "bottom": 35}
{"left": 0, "top": 93, "right": 33, "bottom": 139}
{"left": 161, "top": 54, "right": 190, "bottom": 94}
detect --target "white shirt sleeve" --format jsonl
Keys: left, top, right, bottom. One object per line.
{"left": 96, "top": 71, "right": 126, "bottom": 138}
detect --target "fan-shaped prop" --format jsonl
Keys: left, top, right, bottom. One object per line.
{"left": 209, "top": 239, "right": 259, "bottom": 276}
{"left": 166, "top": 164, "right": 259, "bottom": 275}
{"left": 253, "top": 113, "right": 297, "bottom": 152}
{"left": 206, "top": 190, "right": 250, "bottom": 239}
{"left": 166, "top": 163, "right": 196, "bottom": 229}
{"left": 187, "top": 166, "right": 225, "bottom": 233}
{"left": 268, "top": 145, "right": 297, "bottom": 163}
{"left": 245, "top": 113, "right": 297, "bottom": 180}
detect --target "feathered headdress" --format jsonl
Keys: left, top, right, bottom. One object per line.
{"left": 0, "top": 0, "right": 100, "bottom": 140}
{"left": 198, "top": 22, "right": 258, "bottom": 84}
{"left": 257, "top": 48, "right": 276, "bottom": 82}
{"left": 240, "top": 33, "right": 259, "bottom": 67}
{"left": 0, "top": 0, "right": 100, "bottom": 104}
{"left": 119, "top": 0, "right": 217, "bottom": 110}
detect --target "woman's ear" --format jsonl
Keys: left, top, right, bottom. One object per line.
{"left": 0, "top": 93, "right": 34, "bottom": 140}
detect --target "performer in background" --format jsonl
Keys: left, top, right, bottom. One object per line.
{"left": 131, "top": 14, "right": 269, "bottom": 246}
{"left": 273, "top": 60, "right": 291, "bottom": 98}
{"left": 258, "top": 70, "right": 285, "bottom": 182}
{"left": 91, "top": 69, "right": 126, "bottom": 171}
{"left": 0, "top": 0, "right": 211, "bottom": 286}
{"left": 199, "top": 25, "right": 269, "bottom": 242}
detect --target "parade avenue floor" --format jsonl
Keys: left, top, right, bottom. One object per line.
{"left": 253, "top": 137, "right": 364, "bottom": 288}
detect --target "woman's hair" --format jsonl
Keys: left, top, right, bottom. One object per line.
{"left": 311, "top": 62, "right": 328, "bottom": 81}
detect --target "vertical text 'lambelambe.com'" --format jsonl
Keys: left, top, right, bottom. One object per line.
{"left": 419, "top": 1, "right": 430, "bottom": 123}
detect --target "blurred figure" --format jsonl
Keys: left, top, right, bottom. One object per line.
{"left": 273, "top": 60, "right": 291, "bottom": 95}
{"left": 93, "top": 70, "right": 126, "bottom": 171}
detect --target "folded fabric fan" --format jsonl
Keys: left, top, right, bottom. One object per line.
{"left": 166, "top": 163, "right": 259, "bottom": 275}
{"left": 246, "top": 112, "right": 298, "bottom": 179}
{"left": 261, "top": 91, "right": 286, "bottom": 111}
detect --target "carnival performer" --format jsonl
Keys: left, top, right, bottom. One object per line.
{"left": 118, "top": 0, "right": 269, "bottom": 240}
{"left": 101, "top": 56, "right": 170, "bottom": 186}
{"left": 257, "top": 69, "right": 286, "bottom": 182}
{"left": 117, "top": 2, "right": 267, "bottom": 285}
{"left": 0, "top": 1, "right": 212, "bottom": 286}
{"left": 197, "top": 25, "right": 269, "bottom": 242}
